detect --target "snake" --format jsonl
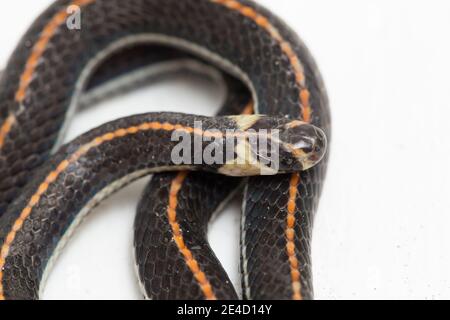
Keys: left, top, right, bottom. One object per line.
{"left": 0, "top": 0, "right": 331, "bottom": 300}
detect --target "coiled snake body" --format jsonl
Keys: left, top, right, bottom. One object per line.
{"left": 0, "top": 0, "right": 330, "bottom": 300}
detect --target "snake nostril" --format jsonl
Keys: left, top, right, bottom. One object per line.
{"left": 309, "top": 154, "right": 319, "bottom": 162}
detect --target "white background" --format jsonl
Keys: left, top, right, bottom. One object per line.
{"left": 1, "top": 0, "right": 450, "bottom": 300}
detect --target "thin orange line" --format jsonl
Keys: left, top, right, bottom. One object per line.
{"left": 286, "top": 172, "right": 303, "bottom": 300}
{"left": 0, "top": 0, "right": 313, "bottom": 300}
{"left": 211, "top": 0, "right": 312, "bottom": 122}
{"left": 162, "top": 90, "right": 253, "bottom": 300}
{"left": 241, "top": 100, "right": 254, "bottom": 115}
{"left": 213, "top": 0, "right": 312, "bottom": 300}
{"left": 0, "top": 120, "right": 232, "bottom": 300}
{"left": 0, "top": 115, "right": 16, "bottom": 149}
{"left": 167, "top": 172, "right": 217, "bottom": 300}
{"left": 0, "top": 0, "right": 96, "bottom": 153}
{"left": 15, "top": 0, "right": 95, "bottom": 103}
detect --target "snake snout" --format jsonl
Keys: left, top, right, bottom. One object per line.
{"left": 306, "top": 126, "right": 327, "bottom": 166}
{"left": 280, "top": 122, "right": 328, "bottom": 171}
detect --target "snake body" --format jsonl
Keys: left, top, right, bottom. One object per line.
{"left": 0, "top": 0, "right": 330, "bottom": 300}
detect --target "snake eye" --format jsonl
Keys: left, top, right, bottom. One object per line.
{"left": 313, "top": 141, "right": 324, "bottom": 156}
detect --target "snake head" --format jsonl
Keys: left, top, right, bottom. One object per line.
{"left": 276, "top": 120, "right": 328, "bottom": 172}
{"left": 219, "top": 115, "right": 327, "bottom": 176}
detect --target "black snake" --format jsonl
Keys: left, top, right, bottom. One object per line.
{"left": 0, "top": 0, "right": 331, "bottom": 300}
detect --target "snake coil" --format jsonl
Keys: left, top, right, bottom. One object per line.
{"left": 0, "top": 0, "right": 330, "bottom": 300}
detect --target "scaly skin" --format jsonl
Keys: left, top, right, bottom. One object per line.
{"left": 0, "top": 0, "right": 330, "bottom": 300}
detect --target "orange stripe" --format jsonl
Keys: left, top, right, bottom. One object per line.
{"left": 165, "top": 97, "right": 252, "bottom": 299}
{"left": 286, "top": 172, "right": 303, "bottom": 300}
{"left": 0, "top": 115, "right": 16, "bottom": 149}
{"left": 162, "top": 90, "right": 252, "bottom": 301}
{"left": 241, "top": 100, "right": 254, "bottom": 115}
{"left": 0, "top": 0, "right": 95, "bottom": 153}
{"left": 15, "top": 0, "right": 95, "bottom": 103}
{"left": 213, "top": 0, "right": 312, "bottom": 300}
{"left": 0, "top": 0, "right": 313, "bottom": 300}
{"left": 211, "top": 0, "right": 312, "bottom": 122}
{"left": 167, "top": 172, "right": 217, "bottom": 300}
{"left": 0, "top": 120, "right": 236, "bottom": 300}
